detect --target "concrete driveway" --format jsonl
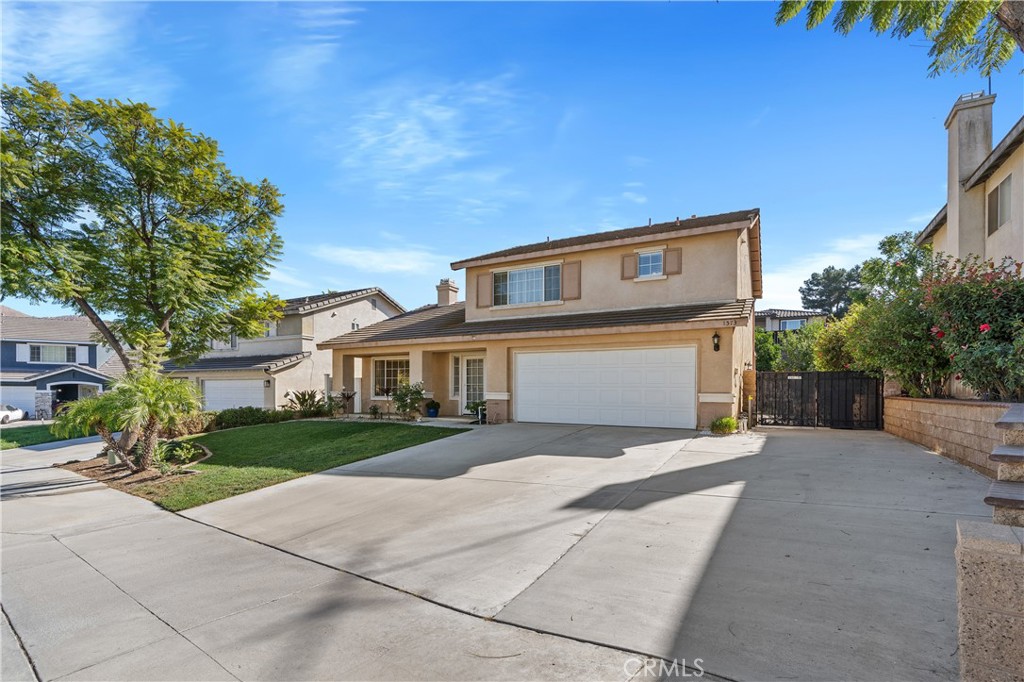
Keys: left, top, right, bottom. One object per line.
{"left": 185, "top": 424, "right": 991, "bottom": 681}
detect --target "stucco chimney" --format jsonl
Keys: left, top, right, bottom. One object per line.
{"left": 436, "top": 278, "right": 459, "bottom": 306}
{"left": 945, "top": 92, "right": 995, "bottom": 259}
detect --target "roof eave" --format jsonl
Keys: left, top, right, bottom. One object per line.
{"left": 450, "top": 218, "right": 755, "bottom": 271}
{"left": 915, "top": 205, "right": 948, "bottom": 246}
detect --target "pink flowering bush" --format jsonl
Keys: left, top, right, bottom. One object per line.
{"left": 923, "top": 256, "right": 1024, "bottom": 401}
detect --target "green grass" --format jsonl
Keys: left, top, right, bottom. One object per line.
{"left": 133, "top": 420, "right": 467, "bottom": 511}
{"left": 0, "top": 424, "right": 69, "bottom": 450}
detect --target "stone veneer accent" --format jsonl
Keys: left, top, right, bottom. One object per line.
{"left": 884, "top": 397, "right": 1010, "bottom": 478}
{"left": 956, "top": 520, "right": 1024, "bottom": 682}
{"left": 34, "top": 390, "right": 54, "bottom": 420}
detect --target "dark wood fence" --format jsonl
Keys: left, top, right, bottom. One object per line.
{"left": 755, "top": 371, "right": 883, "bottom": 429}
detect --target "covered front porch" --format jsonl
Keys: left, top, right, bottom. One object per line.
{"left": 335, "top": 344, "right": 508, "bottom": 420}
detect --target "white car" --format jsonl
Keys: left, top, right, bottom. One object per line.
{"left": 0, "top": 405, "right": 26, "bottom": 424}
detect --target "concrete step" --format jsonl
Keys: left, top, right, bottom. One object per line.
{"left": 984, "top": 480, "right": 1024, "bottom": 509}
{"left": 995, "top": 404, "right": 1024, "bottom": 429}
{"left": 990, "top": 444, "right": 1024, "bottom": 463}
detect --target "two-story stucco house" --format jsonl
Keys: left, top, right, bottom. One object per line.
{"left": 0, "top": 307, "right": 125, "bottom": 418}
{"left": 318, "top": 209, "right": 762, "bottom": 429}
{"left": 916, "top": 92, "right": 1023, "bottom": 262}
{"left": 165, "top": 288, "right": 403, "bottom": 411}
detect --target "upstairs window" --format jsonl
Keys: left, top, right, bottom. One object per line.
{"left": 263, "top": 321, "right": 277, "bottom": 337}
{"left": 637, "top": 251, "right": 664, "bottom": 278}
{"left": 493, "top": 264, "right": 561, "bottom": 306}
{"left": 28, "top": 345, "right": 77, "bottom": 363}
{"left": 780, "top": 319, "right": 805, "bottom": 331}
{"left": 988, "top": 174, "right": 1013, "bottom": 235}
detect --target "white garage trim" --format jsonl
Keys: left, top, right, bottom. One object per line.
{"left": 698, "top": 393, "right": 735, "bottom": 403}
{"left": 513, "top": 345, "right": 697, "bottom": 429}
{"left": 202, "top": 379, "right": 266, "bottom": 411}
{"left": 0, "top": 386, "right": 38, "bottom": 417}
{"left": 45, "top": 380, "right": 105, "bottom": 391}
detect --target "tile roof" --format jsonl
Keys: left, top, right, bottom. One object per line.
{"left": 98, "top": 353, "right": 127, "bottom": 378}
{"left": 164, "top": 352, "right": 310, "bottom": 373}
{"left": 319, "top": 299, "right": 754, "bottom": 348}
{"left": 1, "top": 365, "right": 113, "bottom": 383}
{"left": 451, "top": 209, "right": 760, "bottom": 269}
{"left": 0, "top": 305, "right": 28, "bottom": 317}
{"left": 0, "top": 315, "right": 102, "bottom": 342}
{"left": 281, "top": 288, "right": 405, "bottom": 314}
{"left": 755, "top": 309, "right": 825, "bottom": 319}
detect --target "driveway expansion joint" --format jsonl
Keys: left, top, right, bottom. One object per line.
{"left": 2, "top": 605, "right": 41, "bottom": 682}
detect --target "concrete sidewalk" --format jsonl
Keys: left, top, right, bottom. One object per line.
{"left": 0, "top": 439, "right": 649, "bottom": 681}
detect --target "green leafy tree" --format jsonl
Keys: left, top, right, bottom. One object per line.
{"left": 53, "top": 336, "right": 202, "bottom": 471}
{"left": 843, "top": 233, "right": 950, "bottom": 396}
{"left": 755, "top": 328, "right": 781, "bottom": 371}
{"left": 776, "top": 1, "right": 1024, "bottom": 77}
{"left": 799, "top": 265, "right": 861, "bottom": 317}
{"left": 813, "top": 312, "right": 858, "bottom": 370}
{"left": 1, "top": 76, "right": 284, "bottom": 369}
{"left": 776, "top": 319, "right": 825, "bottom": 371}
{"left": 923, "top": 255, "right": 1024, "bottom": 400}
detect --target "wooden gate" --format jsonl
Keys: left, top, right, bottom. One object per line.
{"left": 755, "top": 371, "right": 883, "bottom": 429}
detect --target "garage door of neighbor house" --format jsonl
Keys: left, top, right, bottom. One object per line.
{"left": 1, "top": 386, "right": 38, "bottom": 417}
{"left": 203, "top": 379, "right": 265, "bottom": 411}
{"left": 515, "top": 347, "right": 697, "bottom": 429}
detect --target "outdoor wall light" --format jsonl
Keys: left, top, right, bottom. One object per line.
{"left": 264, "top": 379, "right": 271, "bottom": 388}
{"left": 712, "top": 331, "right": 721, "bottom": 352}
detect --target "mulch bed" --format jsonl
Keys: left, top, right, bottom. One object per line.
{"left": 57, "top": 442, "right": 211, "bottom": 495}
{"left": 59, "top": 458, "right": 185, "bottom": 493}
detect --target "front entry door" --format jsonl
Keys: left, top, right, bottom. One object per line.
{"left": 464, "top": 357, "right": 485, "bottom": 406}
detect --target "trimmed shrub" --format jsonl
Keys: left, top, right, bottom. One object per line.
{"left": 214, "top": 406, "right": 295, "bottom": 430}
{"left": 710, "top": 416, "right": 738, "bottom": 434}
{"left": 161, "top": 411, "right": 217, "bottom": 438}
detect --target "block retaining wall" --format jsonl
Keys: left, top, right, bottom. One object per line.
{"left": 884, "top": 397, "right": 1010, "bottom": 478}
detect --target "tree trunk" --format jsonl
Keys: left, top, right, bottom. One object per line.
{"left": 137, "top": 417, "right": 160, "bottom": 470}
{"left": 996, "top": 1, "right": 1024, "bottom": 51}
{"left": 72, "top": 296, "right": 134, "bottom": 372}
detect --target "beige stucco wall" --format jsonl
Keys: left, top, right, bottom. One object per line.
{"left": 982, "top": 145, "right": 1023, "bottom": 263}
{"left": 463, "top": 230, "right": 741, "bottom": 322}
{"left": 336, "top": 323, "right": 751, "bottom": 427}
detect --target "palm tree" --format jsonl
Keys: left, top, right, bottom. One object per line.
{"left": 54, "top": 368, "right": 201, "bottom": 471}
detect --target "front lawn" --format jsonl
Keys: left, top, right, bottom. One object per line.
{"left": 0, "top": 424, "right": 68, "bottom": 450}
{"left": 131, "top": 420, "right": 467, "bottom": 511}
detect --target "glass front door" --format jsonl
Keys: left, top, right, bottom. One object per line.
{"left": 464, "top": 357, "right": 485, "bottom": 406}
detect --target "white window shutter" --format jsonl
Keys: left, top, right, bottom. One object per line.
{"left": 15, "top": 344, "right": 29, "bottom": 362}
{"left": 77, "top": 346, "right": 89, "bottom": 364}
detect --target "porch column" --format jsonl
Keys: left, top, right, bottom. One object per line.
{"left": 336, "top": 354, "right": 358, "bottom": 413}
{"left": 409, "top": 349, "right": 435, "bottom": 398}
{"left": 484, "top": 344, "right": 509, "bottom": 424}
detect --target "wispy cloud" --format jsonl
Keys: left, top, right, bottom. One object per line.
{"left": 906, "top": 209, "right": 940, "bottom": 225}
{"left": 760, "top": 233, "right": 883, "bottom": 310}
{"left": 747, "top": 106, "right": 771, "bottom": 128}
{"left": 621, "top": 191, "right": 647, "bottom": 205}
{"left": 266, "top": 266, "right": 310, "bottom": 290}
{"left": 257, "top": 3, "right": 361, "bottom": 98}
{"left": 342, "top": 74, "right": 519, "bottom": 181}
{"left": 312, "top": 245, "right": 447, "bottom": 275}
{"left": 2, "top": 3, "right": 175, "bottom": 103}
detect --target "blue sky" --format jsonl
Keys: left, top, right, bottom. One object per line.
{"left": 3, "top": 1, "right": 1023, "bottom": 315}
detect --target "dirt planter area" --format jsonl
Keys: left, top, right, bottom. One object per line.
{"left": 884, "top": 396, "right": 1011, "bottom": 477}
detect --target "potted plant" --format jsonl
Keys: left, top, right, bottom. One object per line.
{"left": 424, "top": 399, "right": 441, "bottom": 418}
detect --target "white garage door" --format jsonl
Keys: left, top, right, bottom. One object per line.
{"left": 1, "top": 386, "right": 37, "bottom": 418}
{"left": 203, "top": 380, "right": 265, "bottom": 411}
{"left": 515, "top": 347, "right": 697, "bottom": 429}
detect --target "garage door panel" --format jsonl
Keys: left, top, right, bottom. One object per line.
{"left": 515, "top": 347, "right": 696, "bottom": 429}
{"left": 1, "top": 386, "right": 37, "bottom": 417}
{"left": 203, "top": 380, "right": 265, "bottom": 411}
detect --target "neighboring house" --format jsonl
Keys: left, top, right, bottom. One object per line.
{"left": 318, "top": 209, "right": 762, "bottom": 429}
{"left": 754, "top": 309, "right": 826, "bottom": 332}
{"left": 0, "top": 310, "right": 124, "bottom": 418}
{"left": 165, "top": 289, "right": 404, "bottom": 411}
{"left": 916, "top": 92, "right": 1023, "bottom": 263}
